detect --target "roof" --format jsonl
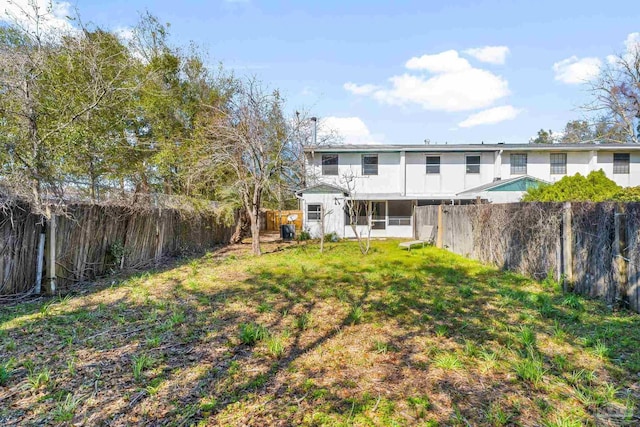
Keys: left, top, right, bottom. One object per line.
{"left": 458, "top": 175, "right": 547, "bottom": 195}
{"left": 296, "top": 183, "right": 348, "bottom": 195}
{"left": 304, "top": 143, "right": 640, "bottom": 153}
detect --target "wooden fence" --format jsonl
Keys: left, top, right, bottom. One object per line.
{"left": 415, "top": 202, "right": 640, "bottom": 313}
{"left": 0, "top": 204, "right": 234, "bottom": 296}
{"left": 264, "top": 210, "right": 303, "bottom": 232}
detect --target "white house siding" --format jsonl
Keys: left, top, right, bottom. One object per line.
{"left": 343, "top": 223, "right": 414, "bottom": 239}
{"left": 301, "top": 193, "right": 345, "bottom": 238}
{"left": 308, "top": 152, "right": 402, "bottom": 195}
{"left": 596, "top": 152, "right": 640, "bottom": 187}
{"left": 388, "top": 151, "right": 494, "bottom": 197}
{"left": 302, "top": 144, "right": 640, "bottom": 238}
{"left": 500, "top": 150, "right": 640, "bottom": 186}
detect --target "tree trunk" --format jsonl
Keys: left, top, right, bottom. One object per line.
{"left": 250, "top": 204, "right": 261, "bottom": 256}
{"left": 230, "top": 209, "right": 250, "bottom": 244}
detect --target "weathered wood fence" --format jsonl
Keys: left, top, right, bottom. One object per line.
{"left": 264, "top": 210, "right": 303, "bottom": 232}
{"left": 0, "top": 204, "right": 234, "bottom": 296}
{"left": 415, "top": 202, "right": 640, "bottom": 313}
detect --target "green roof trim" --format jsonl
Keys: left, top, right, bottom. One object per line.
{"left": 487, "top": 177, "right": 544, "bottom": 192}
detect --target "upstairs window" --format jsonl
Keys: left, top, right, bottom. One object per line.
{"left": 362, "top": 154, "right": 378, "bottom": 175}
{"left": 307, "top": 204, "right": 321, "bottom": 221}
{"left": 322, "top": 154, "right": 338, "bottom": 176}
{"left": 466, "top": 155, "right": 480, "bottom": 174}
{"left": 613, "top": 153, "right": 630, "bottom": 174}
{"left": 510, "top": 154, "right": 527, "bottom": 175}
{"left": 550, "top": 153, "right": 567, "bottom": 175}
{"left": 426, "top": 156, "right": 440, "bottom": 174}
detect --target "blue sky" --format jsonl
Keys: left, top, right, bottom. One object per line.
{"left": 2, "top": 0, "right": 639, "bottom": 145}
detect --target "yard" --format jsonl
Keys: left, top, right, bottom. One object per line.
{"left": 1, "top": 240, "right": 639, "bottom": 426}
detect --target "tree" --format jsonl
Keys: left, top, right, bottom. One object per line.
{"left": 194, "top": 78, "right": 295, "bottom": 255}
{"left": 0, "top": 5, "right": 138, "bottom": 212}
{"left": 585, "top": 41, "right": 640, "bottom": 143}
{"left": 530, "top": 129, "right": 556, "bottom": 144}
{"left": 560, "top": 120, "right": 594, "bottom": 143}
{"left": 341, "top": 173, "right": 373, "bottom": 255}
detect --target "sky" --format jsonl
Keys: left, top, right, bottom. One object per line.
{"left": 1, "top": 0, "right": 639, "bottom": 145}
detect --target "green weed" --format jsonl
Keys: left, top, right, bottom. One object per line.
{"left": 239, "top": 323, "right": 270, "bottom": 345}
{"left": 53, "top": 393, "right": 81, "bottom": 422}
{"left": 434, "top": 353, "right": 462, "bottom": 370}
{"left": 132, "top": 354, "right": 153, "bottom": 382}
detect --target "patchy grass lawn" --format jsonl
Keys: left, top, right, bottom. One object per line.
{"left": 1, "top": 240, "right": 640, "bottom": 426}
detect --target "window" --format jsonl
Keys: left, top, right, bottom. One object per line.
{"left": 613, "top": 153, "right": 630, "bottom": 174}
{"left": 426, "top": 156, "right": 440, "bottom": 174}
{"left": 362, "top": 154, "right": 378, "bottom": 175}
{"left": 307, "top": 204, "right": 321, "bottom": 221}
{"left": 321, "top": 154, "right": 338, "bottom": 176}
{"left": 466, "top": 155, "right": 480, "bottom": 174}
{"left": 510, "top": 154, "right": 527, "bottom": 175}
{"left": 344, "top": 201, "right": 368, "bottom": 226}
{"left": 550, "top": 153, "right": 567, "bottom": 175}
{"left": 388, "top": 200, "right": 412, "bottom": 226}
{"left": 371, "top": 201, "right": 386, "bottom": 229}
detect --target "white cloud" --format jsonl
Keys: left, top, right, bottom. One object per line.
{"left": 0, "top": 0, "right": 75, "bottom": 37}
{"left": 321, "top": 116, "right": 381, "bottom": 145}
{"left": 553, "top": 56, "right": 602, "bottom": 84}
{"left": 458, "top": 105, "right": 521, "bottom": 128}
{"left": 345, "top": 49, "right": 510, "bottom": 112}
{"left": 372, "top": 69, "right": 509, "bottom": 112}
{"left": 405, "top": 50, "right": 471, "bottom": 73}
{"left": 624, "top": 32, "right": 640, "bottom": 54}
{"left": 114, "top": 27, "right": 135, "bottom": 42}
{"left": 463, "top": 46, "right": 510, "bottom": 64}
{"left": 343, "top": 82, "right": 380, "bottom": 96}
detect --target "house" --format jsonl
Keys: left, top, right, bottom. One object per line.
{"left": 297, "top": 143, "right": 640, "bottom": 238}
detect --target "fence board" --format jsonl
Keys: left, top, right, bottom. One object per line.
{"left": 415, "top": 202, "right": 640, "bottom": 312}
{"left": 0, "top": 204, "right": 234, "bottom": 296}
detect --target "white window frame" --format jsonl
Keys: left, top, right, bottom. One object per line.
{"left": 510, "top": 153, "right": 527, "bottom": 175}
{"left": 465, "top": 155, "right": 481, "bottom": 174}
{"left": 426, "top": 156, "right": 440, "bottom": 174}
{"left": 550, "top": 153, "right": 567, "bottom": 175}
{"left": 361, "top": 154, "right": 378, "bottom": 176}
{"left": 307, "top": 204, "right": 321, "bottom": 221}
{"left": 321, "top": 154, "right": 338, "bottom": 176}
{"left": 613, "top": 153, "right": 630, "bottom": 174}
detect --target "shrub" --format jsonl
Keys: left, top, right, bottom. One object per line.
{"left": 323, "top": 232, "right": 340, "bottom": 242}
{"left": 523, "top": 170, "right": 624, "bottom": 202}
{"left": 298, "top": 230, "right": 312, "bottom": 241}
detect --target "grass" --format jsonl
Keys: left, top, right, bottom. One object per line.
{"left": 0, "top": 239, "right": 639, "bottom": 426}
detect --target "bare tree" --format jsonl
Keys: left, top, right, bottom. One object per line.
{"left": 585, "top": 43, "right": 640, "bottom": 144}
{"left": 196, "top": 78, "right": 297, "bottom": 255}
{"left": 341, "top": 173, "right": 373, "bottom": 255}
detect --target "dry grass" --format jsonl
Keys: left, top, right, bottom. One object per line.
{"left": 1, "top": 240, "right": 640, "bottom": 426}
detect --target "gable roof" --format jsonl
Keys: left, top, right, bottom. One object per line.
{"left": 457, "top": 175, "right": 547, "bottom": 195}
{"left": 296, "top": 183, "right": 349, "bottom": 196}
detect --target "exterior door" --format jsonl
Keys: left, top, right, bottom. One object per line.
{"left": 371, "top": 201, "right": 386, "bottom": 230}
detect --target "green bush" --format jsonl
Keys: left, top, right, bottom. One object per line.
{"left": 524, "top": 170, "right": 640, "bottom": 202}
{"left": 297, "top": 230, "right": 312, "bottom": 241}
{"left": 523, "top": 170, "right": 626, "bottom": 202}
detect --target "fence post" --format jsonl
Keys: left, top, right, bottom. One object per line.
{"left": 614, "top": 204, "right": 629, "bottom": 306}
{"left": 44, "top": 215, "right": 57, "bottom": 295}
{"left": 436, "top": 204, "right": 443, "bottom": 248}
{"left": 562, "top": 202, "right": 573, "bottom": 291}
